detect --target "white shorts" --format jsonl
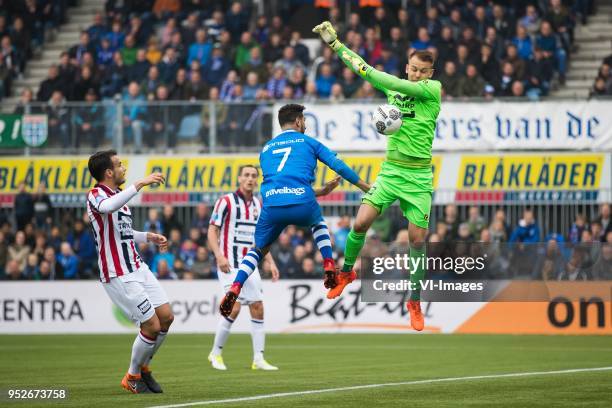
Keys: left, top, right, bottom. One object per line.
{"left": 218, "top": 268, "right": 263, "bottom": 305}
{"left": 103, "top": 264, "right": 169, "bottom": 324}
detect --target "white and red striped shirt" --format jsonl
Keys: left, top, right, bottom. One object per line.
{"left": 210, "top": 190, "right": 261, "bottom": 269}
{"left": 86, "top": 183, "right": 145, "bottom": 283}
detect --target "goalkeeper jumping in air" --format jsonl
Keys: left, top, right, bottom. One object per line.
{"left": 313, "top": 21, "right": 442, "bottom": 331}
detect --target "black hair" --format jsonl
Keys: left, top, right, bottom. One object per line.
{"left": 88, "top": 150, "right": 117, "bottom": 182}
{"left": 278, "top": 103, "right": 305, "bottom": 127}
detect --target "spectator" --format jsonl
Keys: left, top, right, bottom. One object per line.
{"left": 511, "top": 80, "right": 526, "bottom": 97}
{"left": 315, "top": 63, "right": 336, "bottom": 98}
{"left": 0, "top": 230, "right": 7, "bottom": 275}
{"left": 3, "top": 260, "right": 25, "bottom": 280}
{"left": 225, "top": 2, "right": 249, "bottom": 42}
{"left": 503, "top": 44, "right": 527, "bottom": 81}
{"left": 146, "top": 36, "right": 163, "bottom": 65}
{"left": 435, "top": 26, "right": 456, "bottom": 68}
{"left": 471, "top": 5, "right": 490, "bottom": 40}
{"left": 8, "top": 230, "right": 30, "bottom": 272}
{"left": 596, "top": 203, "right": 612, "bottom": 241}
{"left": 180, "top": 239, "right": 197, "bottom": 268}
{"left": 545, "top": 0, "right": 572, "bottom": 51}
{"left": 139, "top": 65, "right": 161, "bottom": 101}
{"left": 263, "top": 32, "right": 284, "bottom": 64}
{"left": 122, "top": 81, "right": 147, "bottom": 152}
{"left": 510, "top": 209, "right": 541, "bottom": 243}
{"left": 36, "top": 260, "right": 53, "bottom": 280}
{"left": 274, "top": 46, "right": 305, "bottom": 78}
{"left": 201, "top": 44, "right": 229, "bottom": 87}
{"left": 240, "top": 46, "right": 267, "bottom": 83}
{"left": 169, "top": 67, "right": 188, "bottom": 100}
{"left": 491, "top": 4, "right": 513, "bottom": 39}
{"left": 498, "top": 62, "right": 516, "bottom": 96}
{"left": 411, "top": 27, "right": 432, "bottom": 51}
{"left": 23, "top": 253, "right": 39, "bottom": 278}
{"left": 188, "top": 227, "right": 206, "bottom": 247}
{"left": 234, "top": 31, "right": 258, "bottom": 69}
{"left": 72, "top": 66, "right": 99, "bottom": 101}
{"left": 512, "top": 24, "right": 533, "bottom": 61}
{"left": 448, "top": 8, "right": 466, "bottom": 40}
{"left": 32, "top": 232, "right": 47, "bottom": 259}
{"left": 106, "top": 21, "right": 125, "bottom": 52}
{"left": 191, "top": 203, "right": 210, "bottom": 239}
{"left": 521, "top": 5, "right": 542, "bottom": 37}
{"left": 191, "top": 246, "right": 213, "bottom": 278}
{"left": 188, "top": 29, "right": 212, "bottom": 66}
{"left": 162, "top": 205, "right": 183, "bottom": 235}
{"left": 526, "top": 48, "right": 554, "bottom": 97}
{"left": 590, "top": 77, "right": 609, "bottom": 97}
{"left": 37, "top": 65, "right": 62, "bottom": 102}
{"left": 57, "top": 242, "right": 79, "bottom": 279}
{"left": 334, "top": 216, "right": 351, "bottom": 253}
{"left": 32, "top": 183, "right": 52, "bottom": 229}
{"left": 128, "top": 50, "right": 151, "bottom": 84}
{"left": 373, "top": 47, "right": 399, "bottom": 76}
{"left": 120, "top": 35, "right": 138, "bottom": 66}
{"left": 67, "top": 219, "right": 97, "bottom": 277}
{"left": 185, "top": 70, "right": 208, "bottom": 101}
{"left": 536, "top": 20, "right": 566, "bottom": 83}
{"left": 75, "top": 88, "right": 104, "bottom": 147}
{"left": 439, "top": 61, "right": 462, "bottom": 98}
{"left": 219, "top": 69, "right": 238, "bottom": 101}
{"left": 338, "top": 67, "right": 360, "bottom": 98}
{"left": 100, "top": 52, "right": 127, "bottom": 97}
{"left": 69, "top": 31, "right": 94, "bottom": 66}
{"left": 484, "top": 26, "right": 505, "bottom": 62}
{"left": 267, "top": 66, "right": 287, "bottom": 99}
{"left": 144, "top": 208, "right": 163, "bottom": 233}
{"left": 43, "top": 246, "right": 61, "bottom": 279}
{"left": 156, "top": 259, "right": 178, "bottom": 279}
{"left": 152, "top": 250, "right": 175, "bottom": 274}
{"left": 290, "top": 31, "right": 310, "bottom": 66}
{"left": 458, "top": 63, "right": 486, "bottom": 97}
{"left": 14, "top": 182, "right": 34, "bottom": 230}
{"left": 96, "top": 38, "right": 114, "bottom": 67}
{"left": 158, "top": 47, "right": 180, "bottom": 84}
{"left": 444, "top": 204, "right": 460, "bottom": 240}
{"left": 459, "top": 27, "right": 480, "bottom": 58}
{"left": 13, "top": 88, "right": 39, "bottom": 115}
{"left": 206, "top": 10, "right": 226, "bottom": 42}
{"left": 466, "top": 206, "right": 487, "bottom": 239}
{"left": 455, "top": 44, "right": 474, "bottom": 75}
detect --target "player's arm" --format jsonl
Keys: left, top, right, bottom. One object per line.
{"left": 207, "top": 224, "right": 231, "bottom": 273}
{"left": 314, "top": 176, "right": 341, "bottom": 197}
{"left": 313, "top": 21, "right": 428, "bottom": 98}
{"left": 133, "top": 230, "right": 168, "bottom": 251}
{"left": 93, "top": 173, "right": 165, "bottom": 214}
{"left": 263, "top": 252, "right": 280, "bottom": 281}
{"left": 312, "top": 139, "right": 371, "bottom": 193}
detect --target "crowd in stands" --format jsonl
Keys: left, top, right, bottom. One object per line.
{"left": 0, "top": 0, "right": 73, "bottom": 98}
{"left": 590, "top": 44, "right": 612, "bottom": 97}
{"left": 1, "top": 182, "right": 611, "bottom": 281}
{"left": 8, "top": 1, "right": 591, "bottom": 112}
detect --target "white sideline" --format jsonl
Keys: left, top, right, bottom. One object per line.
{"left": 147, "top": 366, "right": 612, "bottom": 408}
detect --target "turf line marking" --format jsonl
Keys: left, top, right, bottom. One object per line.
{"left": 148, "top": 366, "right": 612, "bottom": 408}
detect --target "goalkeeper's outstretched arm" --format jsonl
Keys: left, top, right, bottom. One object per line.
{"left": 313, "top": 21, "right": 427, "bottom": 98}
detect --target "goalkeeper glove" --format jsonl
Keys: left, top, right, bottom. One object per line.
{"left": 312, "top": 21, "right": 342, "bottom": 51}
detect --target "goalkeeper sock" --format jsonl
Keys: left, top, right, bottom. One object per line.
{"left": 341, "top": 230, "right": 366, "bottom": 272}
{"left": 409, "top": 245, "right": 426, "bottom": 301}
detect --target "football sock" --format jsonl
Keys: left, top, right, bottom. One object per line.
{"left": 128, "top": 331, "right": 156, "bottom": 375}
{"left": 341, "top": 230, "right": 366, "bottom": 272}
{"left": 144, "top": 330, "right": 167, "bottom": 367}
{"left": 311, "top": 221, "right": 333, "bottom": 259}
{"left": 409, "top": 244, "right": 426, "bottom": 301}
{"left": 251, "top": 318, "right": 265, "bottom": 361}
{"left": 234, "top": 249, "right": 261, "bottom": 286}
{"left": 212, "top": 316, "right": 234, "bottom": 355}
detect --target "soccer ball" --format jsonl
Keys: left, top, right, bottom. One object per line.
{"left": 372, "top": 104, "right": 402, "bottom": 135}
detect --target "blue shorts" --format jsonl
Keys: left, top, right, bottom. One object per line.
{"left": 254, "top": 200, "right": 324, "bottom": 249}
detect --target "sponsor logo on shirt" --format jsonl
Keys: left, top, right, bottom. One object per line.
{"left": 265, "top": 187, "right": 306, "bottom": 198}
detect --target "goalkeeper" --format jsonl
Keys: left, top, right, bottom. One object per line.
{"left": 313, "top": 21, "right": 442, "bottom": 331}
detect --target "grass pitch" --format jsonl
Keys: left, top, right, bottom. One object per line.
{"left": 1, "top": 333, "right": 611, "bottom": 407}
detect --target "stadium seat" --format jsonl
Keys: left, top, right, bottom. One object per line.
{"left": 177, "top": 114, "right": 201, "bottom": 139}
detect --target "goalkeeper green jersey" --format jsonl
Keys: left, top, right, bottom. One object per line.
{"left": 336, "top": 44, "right": 441, "bottom": 163}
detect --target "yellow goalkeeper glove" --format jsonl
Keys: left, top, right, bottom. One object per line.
{"left": 312, "top": 21, "right": 342, "bottom": 51}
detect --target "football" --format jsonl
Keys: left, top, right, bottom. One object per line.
{"left": 372, "top": 104, "right": 403, "bottom": 135}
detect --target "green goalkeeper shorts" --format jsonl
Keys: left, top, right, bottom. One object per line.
{"left": 362, "top": 160, "right": 433, "bottom": 229}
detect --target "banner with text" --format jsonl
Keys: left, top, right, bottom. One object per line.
{"left": 1, "top": 281, "right": 611, "bottom": 335}
{"left": 273, "top": 101, "right": 612, "bottom": 151}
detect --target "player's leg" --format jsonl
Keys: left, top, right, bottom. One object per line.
{"left": 242, "top": 270, "right": 278, "bottom": 370}
{"left": 400, "top": 187, "right": 433, "bottom": 332}
{"left": 139, "top": 268, "right": 173, "bottom": 392}
{"left": 209, "top": 301, "right": 241, "bottom": 370}
{"left": 307, "top": 202, "right": 337, "bottom": 289}
{"left": 104, "top": 278, "right": 158, "bottom": 394}
{"left": 248, "top": 301, "right": 278, "bottom": 370}
{"left": 220, "top": 205, "right": 285, "bottom": 317}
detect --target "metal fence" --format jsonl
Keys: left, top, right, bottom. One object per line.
{"left": 3, "top": 96, "right": 612, "bottom": 155}
{"left": 2, "top": 189, "right": 605, "bottom": 242}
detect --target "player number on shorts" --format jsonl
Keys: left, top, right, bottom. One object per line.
{"left": 272, "top": 147, "right": 291, "bottom": 172}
